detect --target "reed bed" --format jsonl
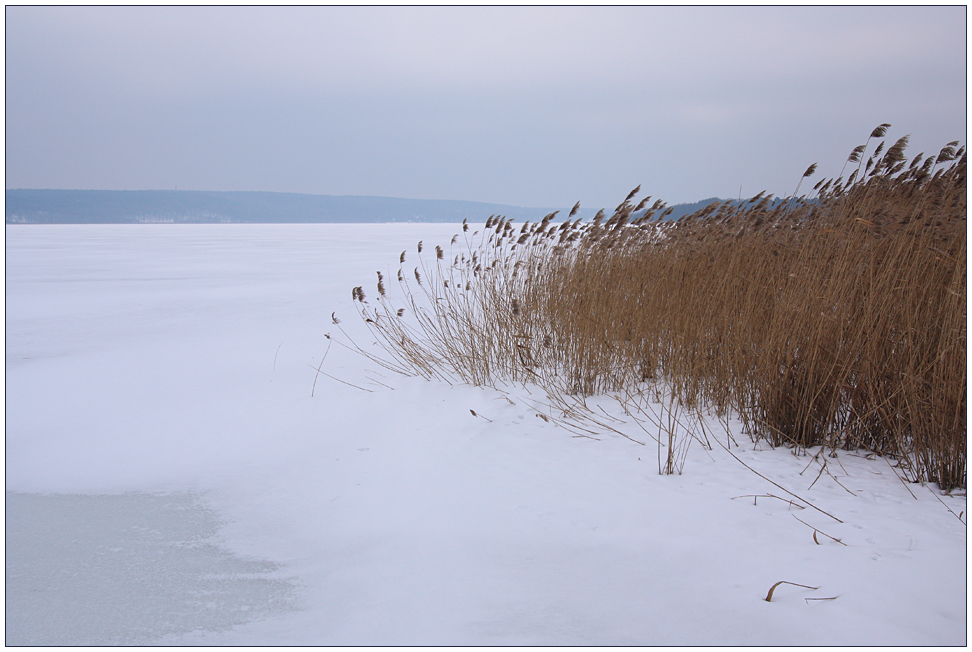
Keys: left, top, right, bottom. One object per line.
{"left": 349, "top": 127, "right": 966, "bottom": 489}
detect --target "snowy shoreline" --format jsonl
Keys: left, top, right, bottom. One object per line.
{"left": 6, "top": 224, "right": 966, "bottom": 645}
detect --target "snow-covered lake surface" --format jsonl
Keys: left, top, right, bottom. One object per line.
{"left": 5, "top": 224, "right": 966, "bottom": 645}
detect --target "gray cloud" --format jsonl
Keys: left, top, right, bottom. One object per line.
{"left": 6, "top": 6, "right": 966, "bottom": 208}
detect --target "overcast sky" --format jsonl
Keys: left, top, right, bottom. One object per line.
{"left": 6, "top": 6, "right": 967, "bottom": 208}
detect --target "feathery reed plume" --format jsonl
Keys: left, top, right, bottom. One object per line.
{"left": 937, "top": 141, "right": 959, "bottom": 165}
{"left": 870, "top": 123, "right": 891, "bottom": 139}
{"left": 884, "top": 135, "right": 910, "bottom": 169}
{"left": 792, "top": 163, "right": 818, "bottom": 197}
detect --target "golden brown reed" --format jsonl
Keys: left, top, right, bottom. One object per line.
{"left": 350, "top": 127, "right": 966, "bottom": 489}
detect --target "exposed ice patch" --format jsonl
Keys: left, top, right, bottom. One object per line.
{"left": 5, "top": 492, "right": 298, "bottom": 646}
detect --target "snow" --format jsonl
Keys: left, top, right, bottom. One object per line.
{"left": 5, "top": 223, "right": 967, "bottom": 646}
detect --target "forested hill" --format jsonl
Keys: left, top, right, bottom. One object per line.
{"left": 5, "top": 189, "right": 723, "bottom": 224}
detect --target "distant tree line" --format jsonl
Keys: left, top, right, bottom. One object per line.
{"left": 5, "top": 189, "right": 723, "bottom": 224}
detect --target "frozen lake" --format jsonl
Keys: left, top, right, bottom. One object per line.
{"left": 5, "top": 224, "right": 966, "bottom": 645}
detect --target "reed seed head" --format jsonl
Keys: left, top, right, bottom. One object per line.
{"left": 870, "top": 123, "right": 891, "bottom": 139}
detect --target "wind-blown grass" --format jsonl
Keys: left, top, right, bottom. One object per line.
{"left": 350, "top": 127, "right": 966, "bottom": 490}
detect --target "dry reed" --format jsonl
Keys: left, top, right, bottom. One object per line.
{"left": 349, "top": 127, "right": 966, "bottom": 489}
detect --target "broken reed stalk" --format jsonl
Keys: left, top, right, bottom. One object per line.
{"left": 348, "top": 127, "right": 966, "bottom": 489}
{"left": 765, "top": 580, "right": 820, "bottom": 602}
{"left": 792, "top": 514, "right": 848, "bottom": 546}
